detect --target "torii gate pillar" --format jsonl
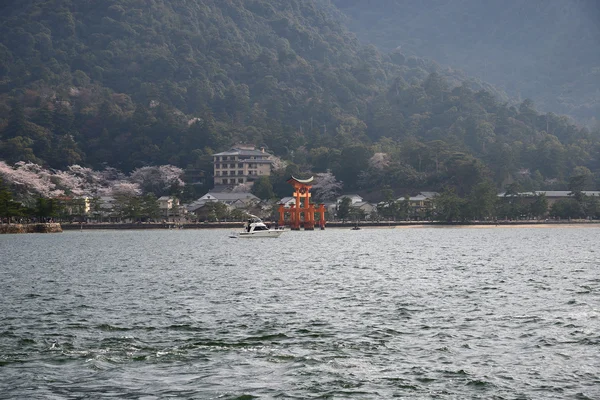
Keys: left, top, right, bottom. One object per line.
{"left": 278, "top": 176, "right": 326, "bottom": 230}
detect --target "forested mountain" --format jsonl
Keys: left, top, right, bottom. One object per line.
{"left": 1, "top": 0, "right": 599, "bottom": 200}
{"left": 332, "top": 0, "right": 600, "bottom": 126}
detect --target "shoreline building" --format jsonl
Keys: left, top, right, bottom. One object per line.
{"left": 212, "top": 145, "right": 273, "bottom": 187}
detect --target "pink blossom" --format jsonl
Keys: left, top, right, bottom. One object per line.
{"left": 0, "top": 161, "right": 64, "bottom": 201}
{"left": 369, "top": 153, "right": 390, "bottom": 170}
{"left": 130, "top": 165, "right": 185, "bottom": 195}
{"left": 110, "top": 182, "right": 142, "bottom": 197}
{"left": 312, "top": 171, "right": 343, "bottom": 202}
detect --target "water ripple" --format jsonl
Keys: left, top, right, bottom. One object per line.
{"left": 1, "top": 227, "right": 600, "bottom": 399}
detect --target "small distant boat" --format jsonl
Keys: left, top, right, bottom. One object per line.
{"left": 230, "top": 215, "right": 285, "bottom": 239}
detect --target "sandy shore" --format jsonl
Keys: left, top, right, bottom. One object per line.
{"left": 385, "top": 223, "right": 600, "bottom": 229}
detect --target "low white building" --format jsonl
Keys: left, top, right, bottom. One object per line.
{"left": 336, "top": 194, "right": 364, "bottom": 205}
{"left": 187, "top": 192, "right": 260, "bottom": 213}
{"left": 158, "top": 196, "right": 181, "bottom": 217}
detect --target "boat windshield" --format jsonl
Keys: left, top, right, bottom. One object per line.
{"left": 253, "top": 224, "right": 269, "bottom": 231}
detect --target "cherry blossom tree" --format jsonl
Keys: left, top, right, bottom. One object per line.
{"left": 0, "top": 161, "right": 64, "bottom": 202}
{"left": 369, "top": 152, "right": 390, "bottom": 170}
{"left": 110, "top": 182, "right": 142, "bottom": 197}
{"left": 311, "top": 170, "right": 343, "bottom": 202}
{"left": 270, "top": 156, "right": 287, "bottom": 171}
{"left": 231, "top": 182, "right": 252, "bottom": 193}
{"left": 0, "top": 161, "right": 184, "bottom": 203}
{"left": 129, "top": 165, "right": 185, "bottom": 196}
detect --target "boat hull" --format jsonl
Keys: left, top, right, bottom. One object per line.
{"left": 237, "top": 230, "right": 284, "bottom": 238}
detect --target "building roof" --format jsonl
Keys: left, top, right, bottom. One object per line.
{"left": 337, "top": 194, "right": 363, "bottom": 202}
{"left": 279, "top": 197, "right": 295, "bottom": 205}
{"left": 498, "top": 191, "right": 600, "bottom": 197}
{"left": 207, "top": 192, "right": 260, "bottom": 201}
{"left": 213, "top": 147, "right": 270, "bottom": 157}
{"left": 398, "top": 192, "right": 439, "bottom": 201}
{"left": 287, "top": 176, "right": 314, "bottom": 184}
{"left": 186, "top": 199, "right": 216, "bottom": 212}
{"left": 157, "top": 196, "right": 172, "bottom": 201}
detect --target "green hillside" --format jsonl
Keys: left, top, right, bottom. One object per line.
{"left": 1, "top": 0, "right": 599, "bottom": 197}
{"left": 332, "top": 0, "right": 600, "bottom": 126}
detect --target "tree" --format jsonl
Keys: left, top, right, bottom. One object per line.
{"left": 433, "top": 188, "right": 464, "bottom": 222}
{"left": 529, "top": 193, "right": 548, "bottom": 219}
{"left": 114, "top": 194, "right": 142, "bottom": 221}
{"left": 396, "top": 196, "right": 411, "bottom": 220}
{"left": 550, "top": 199, "right": 584, "bottom": 219}
{"left": 230, "top": 208, "right": 247, "bottom": 221}
{"left": 251, "top": 176, "right": 274, "bottom": 200}
{"left": 3, "top": 101, "right": 27, "bottom": 140}
{"left": 129, "top": 165, "right": 185, "bottom": 197}
{"left": 141, "top": 194, "right": 160, "bottom": 220}
{"left": 445, "top": 153, "right": 489, "bottom": 196}
{"left": 378, "top": 185, "right": 397, "bottom": 220}
{"left": 34, "top": 197, "right": 58, "bottom": 221}
{"left": 466, "top": 181, "right": 498, "bottom": 220}
{"left": 311, "top": 171, "right": 343, "bottom": 202}
{"left": 337, "top": 197, "right": 352, "bottom": 222}
{"left": 349, "top": 206, "right": 366, "bottom": 222}
{"left": 204, "top": 202, "right": 229, "bottom": 221}
{"left": 568, "top": 174, "right": 587, "bottom": 202}
{"left": 89, "top": 197, "right": 103, "bottom": 222}
{"left": 335, "top": 145, "right": 372, "bottom": 189}
{"left": 0, "top": 181, "right": 22, "bottom": 222}
{"left": 584, "top": 196, "right": 600, "bottom": 219}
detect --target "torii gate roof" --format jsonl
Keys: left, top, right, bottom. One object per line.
{"left": 287, "top": 176, "right": 314, "bottom": 185}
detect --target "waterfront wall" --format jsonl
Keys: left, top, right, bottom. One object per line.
{"left": 59, "top": 220, "right": 600, "bottom": 231}
{"left": 61, "top": 222, "right": 240, "bottom": 230}
{"left": 0, "top": 223, "right": 63, "bottom": 234}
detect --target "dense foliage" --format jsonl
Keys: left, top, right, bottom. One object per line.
{"left": 1, "top": 0, "right": 599, "bottom": 203}
{"left": 332, "top": 0, "right": 600, "bottom": 125}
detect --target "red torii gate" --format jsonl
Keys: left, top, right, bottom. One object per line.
{"left": 278, "top": 176, "right": 326, "bottom": 230}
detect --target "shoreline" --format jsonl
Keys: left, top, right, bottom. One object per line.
{"left": 56, "top": 220, "right": 600, "bottom": 231}
{"left": 3, "top": 220, "right": 598, "bottom": 233}
{"left": 0, "top": 223, "right": 63, "bottom": 234}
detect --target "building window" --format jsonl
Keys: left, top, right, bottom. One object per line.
{"left": 238, "top": 178, "right": 243, "bottom": 183}
{"left": 238, "top": 170, "right": 243, "bottom": 175}
{"left": 238, "top": 163, "right": 243, "bottom": 168}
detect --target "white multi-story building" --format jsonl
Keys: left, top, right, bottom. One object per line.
{"left": 212, "top": 145, "right": 273, "bottom": 186}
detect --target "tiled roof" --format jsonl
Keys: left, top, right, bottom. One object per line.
{"left": 337, "top": 194, "right": 363, "bottom": 200}
{"left": 279, "top": 197, "right": 295, "bottom": 204}
{"left": 498, "top": 191, "right": 600, "bottom": 197}
{"left": 207, "top": 192, "right": 260, "bottom": 201}
{"left": 213, "top": 148, "right": 270, "bottom": 157}
{"left": 397, "top": 192, "right": 439, "bottom": 201}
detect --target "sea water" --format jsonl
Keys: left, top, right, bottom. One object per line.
{"left": 1, "top": 227, "right": 599, "bottom": 399}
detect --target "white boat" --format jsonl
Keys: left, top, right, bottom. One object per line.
{"left": 231, "top": 215, "right": 285, "bottom": 238}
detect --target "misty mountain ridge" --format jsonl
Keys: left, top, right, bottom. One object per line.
{"left": 332, "top": 0, "right": 600, "bottom": 126}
